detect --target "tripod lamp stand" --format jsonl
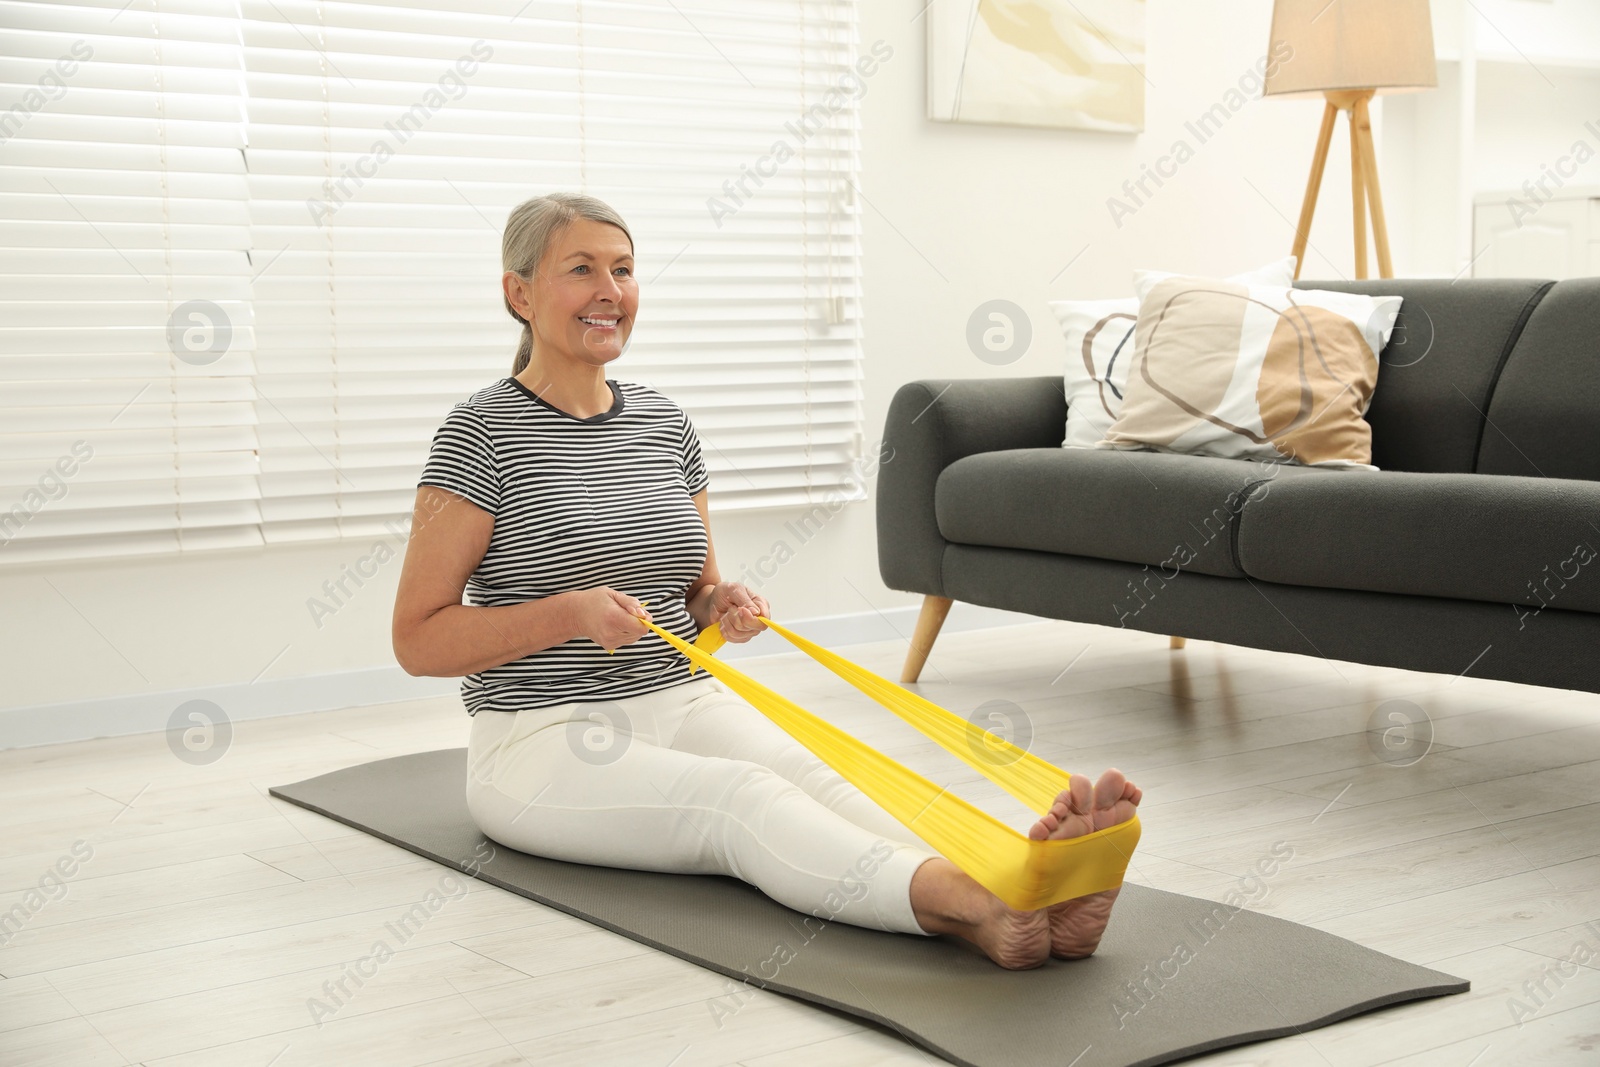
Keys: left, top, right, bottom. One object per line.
{"left": 1264, "top": 0, "right": 1438, "bottom": 279}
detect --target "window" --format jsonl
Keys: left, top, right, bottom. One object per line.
{"left": 0, "top": 0, "right": 867, "bottom": 563}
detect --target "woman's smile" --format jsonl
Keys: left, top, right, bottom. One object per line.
{"left": 579, "top": 313, "right": 621, "bottom": 332}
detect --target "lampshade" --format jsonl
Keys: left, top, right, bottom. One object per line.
{"left": 1263, "top": 0, "right": 1437, "bottom": 97}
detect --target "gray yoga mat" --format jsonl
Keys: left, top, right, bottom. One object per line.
{"left": 270, "top": 749, "right": 1467, "bottom": 1067}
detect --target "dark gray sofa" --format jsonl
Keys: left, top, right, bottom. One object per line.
{"left": 877, "top": 277, "right": 1600, "bottom": 694}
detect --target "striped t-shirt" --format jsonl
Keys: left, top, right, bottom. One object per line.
{"left": 418, "top": 376, "right": 711, "bottom": 715}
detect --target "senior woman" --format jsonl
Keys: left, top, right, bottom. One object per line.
{"left": 391, "top": 192, "right": 1141, "bottom": 970}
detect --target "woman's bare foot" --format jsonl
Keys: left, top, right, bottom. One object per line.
{"left": 909, "top": 858, "right": 1050, "bottom": 970}
{"left": 1029, "top": 768, "right": 1142, "bottom": 959}
{"left": 906, "top": 769, "right": 1141, "bottom": 968}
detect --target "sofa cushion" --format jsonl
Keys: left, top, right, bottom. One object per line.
{"left": 1295, "top": 279, "right": 1552, "bottom": 474}
{"left": 1477, "top": 277, "right": 1600, "bottom": 481}
{"left": 936, "top": 449, "right": 1308, "bottom": 579}
{"left": 1236, "top": 470, "right": 1600, "bottom": 617}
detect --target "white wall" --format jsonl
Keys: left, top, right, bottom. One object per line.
{"left": 1463, "top": 0, "right": 1600, "bottom": 64}
{"left": 2, "top": 0, "right": 1412, "bottom": 730}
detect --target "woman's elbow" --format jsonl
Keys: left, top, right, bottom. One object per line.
{"left": 393, "top": 643, "right": 422, "bottom": 677}
{"left": 392, "top": 624, "right": 433, "bottom": 677}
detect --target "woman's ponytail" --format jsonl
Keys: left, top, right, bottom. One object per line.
{"left": 511, "top": 322, "right": 533, "bottom": 375}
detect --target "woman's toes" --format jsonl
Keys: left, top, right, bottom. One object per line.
{"left": 1093, "top": 768, "right": 1126, "bottom": 807}
{"left": 1090, "top": 769, "right": 1143, "bottom": 832}
{"left": 1068, "top": 773, "right": 1094, "bottom": 814}
{"left": 1030, "top": 775, "right": 1095, "bottom": 840}
{"left": 1030, "top": 773, "right": 1144, "bottom": 839}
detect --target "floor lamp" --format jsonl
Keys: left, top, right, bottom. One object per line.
{"left": 1264, "top": 0, "right": 1437, "bottom": 280}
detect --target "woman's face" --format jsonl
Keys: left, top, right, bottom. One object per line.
{"left": 512, "top": 218, "right": 638, "bottom": 368}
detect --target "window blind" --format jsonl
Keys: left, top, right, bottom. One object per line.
{"left": 0, "top": 0, "right": 260, "bottom": 563}
{"left": 1, "top": 0, "right": 867, "bottom": 562}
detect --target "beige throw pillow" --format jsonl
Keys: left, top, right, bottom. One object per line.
{"left": 1048, "top": 257, "right": 1297, "bottom": 449}
{"left": 1098, "top": 277, "right": 1402, "bottom": 468}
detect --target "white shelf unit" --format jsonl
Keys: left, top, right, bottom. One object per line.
{"left": 1377, "top": 0, "right": 1600, "bottom": 279}
{"left": 1473, "top": 185, "right": 1600, "bottom": 280}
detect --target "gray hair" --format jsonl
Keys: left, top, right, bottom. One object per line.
{"left": 502, "top": 192, "right": 634, "bottom": 375}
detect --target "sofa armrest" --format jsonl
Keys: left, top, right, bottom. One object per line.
{"left": 876, "top": 376, "right": 1067, "bottom": 596}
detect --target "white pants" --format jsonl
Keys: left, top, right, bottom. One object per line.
{"left": 464, "top": 673, "right": 940, "bottom": 935}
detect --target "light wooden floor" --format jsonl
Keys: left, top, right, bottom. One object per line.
{"left": 4, "top": 619, "right": 1599, "bottom": 1066}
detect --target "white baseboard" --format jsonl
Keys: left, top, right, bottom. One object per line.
{"left": 1, "top": 601, "right": 1040, "bottom": 750}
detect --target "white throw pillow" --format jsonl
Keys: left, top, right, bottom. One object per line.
{"left": 1049, "top": 256, "right": 1297, "bottom": 449}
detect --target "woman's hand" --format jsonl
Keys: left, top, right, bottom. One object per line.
{"left": 567, "top": 587, "right": 654, "bottom": 651}
{"left": 709, "top": 582, "right": 770, "bottom": 644}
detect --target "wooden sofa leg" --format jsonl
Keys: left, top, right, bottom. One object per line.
{"left": 902, "top": 595, "right": 953, "bottom": 683}
{"left": 1169, "top": 636, "right": 1187, "bottom": 650}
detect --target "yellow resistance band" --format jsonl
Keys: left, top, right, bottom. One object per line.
{"left": 635, "top": 613, "right": 1141, "bottom": 911}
